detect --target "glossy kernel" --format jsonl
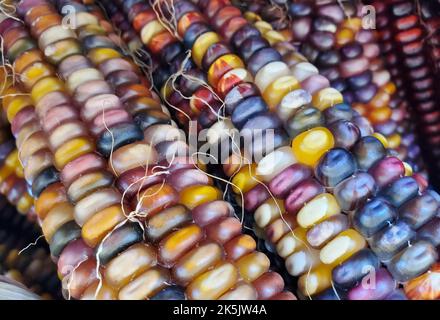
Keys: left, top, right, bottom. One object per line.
{"left": 54, "top": 138, "right": 94, "bottom": 170}
{"left": 31, "top": 77, "right": 64, "bottom": 103}
{"left": 231, "top": 164, "right": 258, "bottom": 194}
{"left": 292, "top": 127, "right": 335, "bottom": 167}
{"left": 104, "top": 243, "right": 157, "bottom": 289}
{"left": 186, "top": 262, "right": 238, "bottom": 300}
{"left": 207, "top": 54, "right": 244, "bottom": 87}
{"left": 179, "top": 185, "right": 222, "bottom": 209}
{"left": 81, "top": 205, "right": 126, "bottom": 248}
{"left": 297, "top": 193, "right": 340, "bottom": 228}
{"left": 192, "top": 31, "right": 221, "bottom": 68}
{"left": 298, "top": 264, "right": 333, "bottom": 296}
{"left": 263, "top": 76, "right": 300, "bottom": 111}
{"left": 172, "top": 242, "right": 223, "bottom": 284}
{"left": 118, "top": 267, "right": 169, "bottom": 300}
{"left": 159, "top": 224, "right": 203, "bottom": 267}
{"left": 312, "top": 88, "right": 344, "bottom": 111}
{"left": 236, "top": 252, "right": 270, "bottom": 282}
{"left": 320, "top": 229, "right": 366, "bottom": 265}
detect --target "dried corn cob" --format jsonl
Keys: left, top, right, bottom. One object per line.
{"left": 193, "top": 0, "right": 440, "bottom": 300}
{"left": 103, "top": 0, "right": 440, "bottom": 300}
{"left": 365, "top": 0, "right": 440, "bottom": 299}
{"left": 0, "top": 0, "right": 294, "bottom": 300}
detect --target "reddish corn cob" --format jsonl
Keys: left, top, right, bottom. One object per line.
{"left": 369, "top": 0, "right": 440, "bottom": 188}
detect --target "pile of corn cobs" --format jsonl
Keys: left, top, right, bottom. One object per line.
{"left": 0, "top": 0, "right": 439, "bottom": 300}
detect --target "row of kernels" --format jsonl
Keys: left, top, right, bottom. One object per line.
{"left": 372, "top": 2, "right": 425, "bottom": 170}
{"left": 0, "top": 132, "right": 33, "bottom": 215}
{"left": 0, "top": 49, "right": 82, "bottom": 290}
{"left": 0, "top": 77, "right": 56, "bottom": 220}
{"left": 1, "top": 57, "right": 98, "bottom": 298}
{"left": 373, "top": 1, "right": 438, "bottom": 182}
